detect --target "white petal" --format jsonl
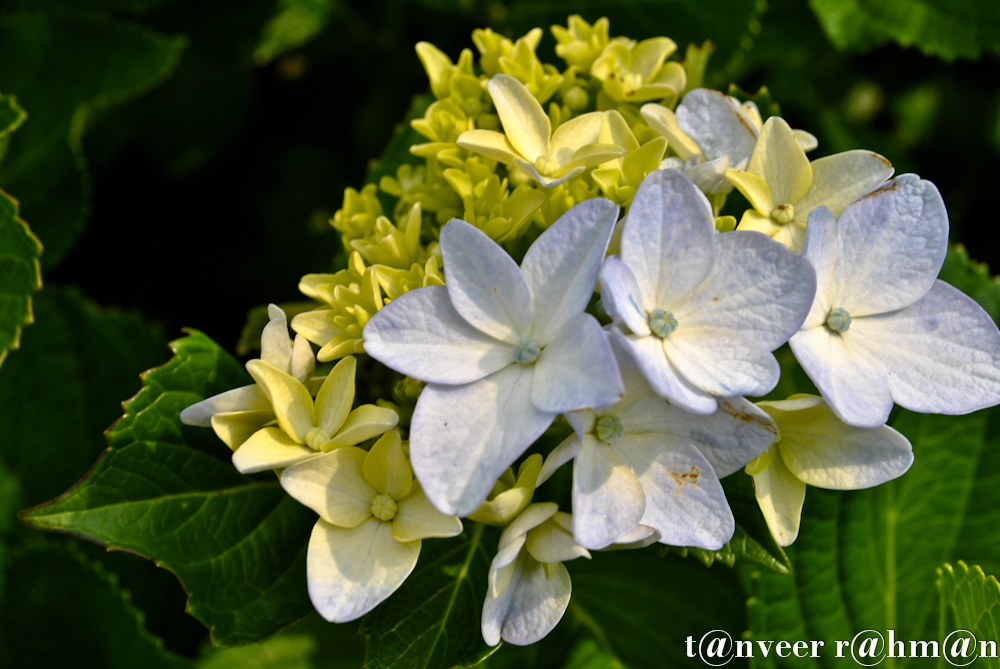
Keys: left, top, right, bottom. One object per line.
{"left": 393, "top": 483, "right": 463, "bottom": 542}
{"left": 362, "top": 285, "right": 514, "bottom": 385}
{"left": 613, "top": 434, "right": 734, "bottom": 550}
{"left": 521, "top": 198, "right": 619, "bottom": 345}
{"left": 571, "top": 435, "right": 646, "bottom": 549}
{"left": 676, "top": 88, "right": 758, "bottom": 164}
{"left": 307, "top": 518, "right": 420, "bottom": 623}
{"left": 501, "top": 557, "right": 572, "bottom": 646}
{"left": 612, "top": 330, "right": 717, "bottom": 414}
{"left": 261, "top": 304, "right": 294, "bottom": 372}
{"left": 537, "top": 434, "right": 582, "bottom": 485}
{"left": 621, "top": 169, "right": 715, "bottom": 311}
{"left": 281, "top": 447, "right": 376, "bottom": 527}
{"left": 599, "top": 255, "right": 651, "bottom": 336}
{"left": 618, "top": 395, "right": 777, "bottom": 477}
{"left": 409, "top": 365, "right": 555, "bottom": 515}
{"left": 606, "top": 524, "right": 661, "bottom": 550}
{"left": 180, "top": 384, "right": 270, "bottom": 427}
{"left": 789, "top": 325, "right": 893, "bottom": 428}
{"left": 664, "top": 330, "right": 779, "bottom": 398}
{"left": 483, "top": 550, "right": 523, "bottom": 646}
{"left": 761, "top": 397, "right": 913, "bottom": 489}
{"left": 799, "top": 207, "right": 839, "bottom": 329}
{"left": 849, "top": 281, "right": 1000, "bottom": 416}
{"left": 794, "top": 149, "right": 893, "bottom": 221}
{"left": 674, "top": 230, "right": 817, "bottom": 352}
{"left": 232, "top": 427, "right": 317, "bottom": 474}
{"left": 531, "top": 313, "right": 622, "bottom": 413}
{"left": 832, "top": 174, "right": 948, "bottom": 317}
{"left": 440, "top": 219, "right": 533, "bottom": 343}
{"left": 752, "top": 443, "right": 805, "bottom": 547}
{"left": 488, "top": 74, "right": 549, "bottom": 161}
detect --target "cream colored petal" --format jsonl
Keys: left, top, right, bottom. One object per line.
{"left": 323, "top": 404, "right": 399, "bottom": 450}
{"left": 211, "top": 410, "right": 275, "bottom": 451}
{"left": 415, "top": 42, "right": 452, "bottom": 98}
{"left": 726, "top": 169, "right": 774, "bottom": 215}
{"left": 245, "top": 359, "right": 315, "bottom": 443}
{"left": 499, "top": 502, "right": 559, "bottom": 550}
{"left": 512, "top": 158, "right": 584, "bottom": 188}
{"left": 748, "top": 117, "right": 811, "bottom": 206}
{"left": 640, "top": 104, "right": 700, "bottom": 160}
{"left": 232, "top": 426, "right": 317, "bottom": 474}
{"left": 597, "top": 110, "right": 639, "bottom": 170}
{"left": 752, "top": 443, "right": 805, "bottom": 547}
{"left": 364, "top": 430, "right": 413, "bottom": 499}
{"left": 557, "top": 143, "right": 626, "bottom": 174}
{"left": 281, "top": 447, "right": 376, "bottom": 527}
{"left": 549, "top": 111, "right": 603, "bottom": 163}
{"left": 487, "top": 74, "right": 550, "bottom": 161}
{"left": 393, "top": 483, "right": 463, "bottom": 542}
{"left": 525, "top": 516, "right": 591, "bottom": 563}
{"left": 772, "top": 220, "right": 807, "bottom": 252}
{"left": 307, "top": 518, "right": 421, "bottom": 623}
{"left": 648, "top": 61, "right": 686, "bottom": 90}
{"left": 261, "top": 304, "right": 294, "bottom": 372}
{"left": 315, "top": 355, "right": 357, "bottom": 436}
{"left": 180, "top": 384, "right": 270, "bottom": 427}
{"left": 291, "top": 309, "right": 338, "bottom": 346}
{"left": 794, "top": 149, "right": 894, "bottom": 220}
{"left": 290, "top": 334, "right": 315, "bottom": 382}
{"left": 457, "top": 129, "right": 521, "bottom": 165}
{"left": 794, "top": 129, "right": 818, "bottom": 152}
{"left": 632, "top": 37, "right": 676, "bottom": 81}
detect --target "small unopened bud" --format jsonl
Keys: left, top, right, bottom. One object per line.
{"left": 596, "top": 415, "right": 624, "bottom": 443}
{"left": 649, "top": 309, "right": 678, "bottom": 338}
{"left": 513, "top": 337, "right": 541, "bottom": 365}
{"left": 564, "top": 86, "right": 589, "bottom": 111}
{"left": 826, "top": 307, "right": 852, "bottom": 333}
{"left": 770, "top": 203, "right": 795, "bottom": 224}
{"left": 371, "top": 494, "right": 397, "bottom": 521}
{"left": 534, "top": 155, "right": 559, "bottom": 177}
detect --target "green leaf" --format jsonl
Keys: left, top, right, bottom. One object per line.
{"left": 809, "top": 0, "right": 1000, "bottom": 61}
{"left": 0, "top": 12, "right": 185, "bottom": 267}
{"left": 0, "top": 188, "right": 42, "bottom": 367}
{"left": 20, "top": 329, "right": 317, "bottom": 646}
{"left": 0, "top": 538, "right": 188, "bottom": 669}
{"left": 668, "top": 525, "right": 791, "bottom": 575}
{"left": 937, "top": 561, "right": 1000, "bottom": 668}
{"left": 199, "top": 633, "right": 315, "bottom": 669}
{"left": 0, "top": 91, "right": 27, "bottom": 164}
{"left": 745, "top": 408, "right": 998, "bottom": 667}
{"left": 561, "top": 639, "right": 628, "bottom": 669}
{"left": 254, "top": 0, "right": 336, "bottom": 65}
{"left": 360, "top": 522, "right": 501, "bottom": 669}
{"left": 939, "top": 244, "right": 1000, "bottom": 323}
{"left": 0, "top": 286, "right": 166, "bottom": 506}
{"left": 569, "top": 548, "right": 747, "bottom": 668}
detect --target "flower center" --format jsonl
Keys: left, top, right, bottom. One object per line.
{"left": 771, "top": 203, "right": 795, "bottom": 224}
{"left": 513, "top": 337, "right": 541, "bottom": 365}
{"left": 371, "top": 494, "right": 397, "bottom": 521}
{"left": 649, "top": 309, "right": 678, "bottom": 338}
{"left": 826, "top": 307, "right": 852, "bottom": 333}
{"left": 306, "top": 427, "right": 332, "bottom": 450}
{"left": 596, "top": 415, "right": 624, "bottom": 443}
{"left": 534, "top": 155, "right": 558, "bottom": 177}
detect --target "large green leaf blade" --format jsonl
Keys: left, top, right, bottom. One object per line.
{"left": 0, "top": 188, "right": 42, "bottom": 367}
{"left": 20, "top": 329, "right": 317, "bottom": 646}
{"left": 0, "top": 12, "right": 185, "bottom": 267}
{"left": 937, "top": 561, "right": 1000, "bottom": 669}
{"left": 360, "top": 522, "right": 500, "bottom": 669}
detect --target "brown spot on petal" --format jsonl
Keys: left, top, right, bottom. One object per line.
{"left": 718, "top": 399, "right": 778, "bottom": 436}
{"left": 670, "top": 466, "right": 700, "bottom": 489}
{"left": 855, "top": 177, "right": 901, "bottom": 202}
{"left": 872, "top": 152, "right": 892, "bottom": 168}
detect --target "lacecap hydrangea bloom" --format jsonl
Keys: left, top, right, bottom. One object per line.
{"left": 175, "top": 14, "right": 1000, "bottom": 655}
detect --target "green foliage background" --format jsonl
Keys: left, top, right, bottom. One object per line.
{"left": 1, "top": 0, "right": 1000, "bottom": 667}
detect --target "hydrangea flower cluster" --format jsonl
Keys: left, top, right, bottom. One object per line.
{"left": 181, "top": 16, "right": 1000, "bottom": 648}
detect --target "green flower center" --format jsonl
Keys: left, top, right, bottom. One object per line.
{"left": 649, "top": 309, "right": 678, "bottom": 338}
{"left": 534, "top": 155, "right": 558, "bottom": 177}
{"left": 513, "top": 337, "right": 541, "bottom": 365}
{"left": 771, "top": 203, "right": 795, "bottom": 224}
{"left": 596, "top": 415, "right": 624, "bottom": 443}
{"left": 826, "top": 307, "right": 852, "bottom": 333}
{"left": 306, "top": 427, "right": 332, "bottom": 450}
{"left": 371, "top": 494, "right": 397, "bottom": 521}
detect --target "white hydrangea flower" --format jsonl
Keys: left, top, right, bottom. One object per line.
{"left": 599, "top": 169, "right": 817, "bottom": 414}
{"left": 790, "top": 174, "right": 1000, "bottom": 427}
{"left": 537, "top": 337, "right": 777, "bottom": 550}
{"left": 641, "top": 89, "right": 817, "bottom": 194}
{"left": 180, "top": 304, "right": 317, "bottom": 449}
{"left": 363, "top": 199, "right": 623, "bottom": 515}
{"left": 482, "top": 503, "right": 590, "bottom": 647}
{"left": 748, "top": 395, "right": 913, "bottom": 546}
{"left": 280, "top": 430, "right": 462, "bottom": 622}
